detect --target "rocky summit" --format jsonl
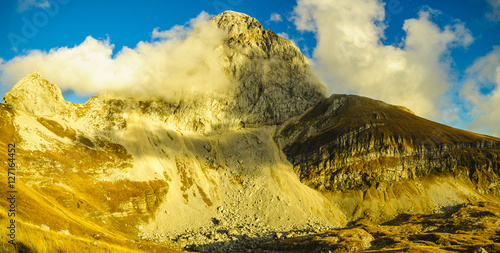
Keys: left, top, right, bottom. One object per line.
{"left": 1, "top": 11, "right": 500, "bottom": 253}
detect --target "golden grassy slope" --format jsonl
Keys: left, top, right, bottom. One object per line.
{"left": 0, "top": 173, "right": 182, "bottom": 253}
{"left": 0, "top": 104, "right": 182, "bottom": 252}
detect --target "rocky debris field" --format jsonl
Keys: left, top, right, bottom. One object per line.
{"left": 133, "top": 201, "right": 500, "bottom": 252}
{"left": 134, "top": 201, "right": 500, "bottom": 252}
{"left": 174, "top": 226, "right": 329, "bottom": 252}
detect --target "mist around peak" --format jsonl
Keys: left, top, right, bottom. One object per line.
{"left": 0, "top": 12, "right": 233, "bottom": 102}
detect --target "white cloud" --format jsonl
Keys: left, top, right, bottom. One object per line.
{"left": 17, "top": 0, "right": 50, "bottom": 12}
{"left": 460, "top": 46, "right": 500, "bottom": 136}
{"left": 269, "top": 13, "right": 283, "bottom": 22}
{"left": 276, "top": 32, "right": 300, "bottom": 47}
{"left": 0, "top": 12, "right": 232, "bottom": 102}
{"left": 292, "top": 0, "right": 473, "bottom": 120}
{"left": 487, "top": 0, "right": 500, "bottom": 22}
{"left": 151, "top": 12, "right": 212, "bottom": 40}
{"left": 152, "top": 26, "right": 189, "bottom": 40}
{"left": 277, "top": 32, "right": 289, "bottom": 40}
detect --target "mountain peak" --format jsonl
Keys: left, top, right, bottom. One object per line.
{"left": 211, "top": 10, "right": 263, "bottom": 37}
{"left": 26, "top": 70, "right": 42, "bottom": 78}
{"left": 3, "top": 71, "right": 67, "bottom": 115}
{"left": 205, "top": 11, "right": 327, "bottom": 130}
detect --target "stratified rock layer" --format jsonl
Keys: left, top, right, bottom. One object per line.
{"left": 277, "top": 94, "right": 500, "bottom": 194}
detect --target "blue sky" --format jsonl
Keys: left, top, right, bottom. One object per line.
{"left": 1, "top": 0, "right": 500, "bottom": 136}
{"left": 0, "top": 0, "right": 298, "bottom": 60}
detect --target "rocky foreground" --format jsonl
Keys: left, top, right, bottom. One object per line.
{"left": 261, "top": 201, "right": 500, "bottom": 253}
{"left": 139, "top": 201, "right": 500, "bottom": 252}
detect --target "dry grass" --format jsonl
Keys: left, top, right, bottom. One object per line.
{"left": 0, "top": 184, "right": 179, "bottom": 252}
{"left": 0, "top": 105, "right": 20, "bottom": 168}
{"left": 0, "top": 108, "right": 175, "bottom": 252}
{"left": 283, "top": 94, "right": 499, "bottom": 157}
{"left": 176, "top": 157, "right": 194, "bottom": 203}
{"left": 6, "top": 170, "right": 170, "bottom": 237}
{"left": 0, "top": 162, "right": 179, "bottom": 253}
{"left": 0, "top": 217, "right": 184, "bottom": 253}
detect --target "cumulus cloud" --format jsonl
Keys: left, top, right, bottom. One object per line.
{"left": 0, "top": 12, "right": 232, "bottom": 101}
{"left": 152, "top": 26, "right": 189, "bottom": 41}
{"left": 292, "top": 0, "right": 473, "bottom": 120}
{"left": 269, "top": 13, "right": 283, "bottom": 22}
{"left": 17, "top": 0, "right": 50, "bottom": 12}
{"left": 487, "top": 0, "right": 500, "bottom": 22}
{"left": 461, "top": 47, "right": 500, "bottom": 136}
{"left": 151, "top": 12, "right": 212, "bottom": 40}
{"left": 277, "top": 32, "right": 289, "bottom": 40}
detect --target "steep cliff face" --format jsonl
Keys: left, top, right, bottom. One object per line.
{"left": 276, "top": 94, "right": 500, "bottom": 194}
{"left": 80, "top": 11, "right": 325, "bottom": 135}
{"left": 212, "top": 11, "right": 326, "bottom": 126}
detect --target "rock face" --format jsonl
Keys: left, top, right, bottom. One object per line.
{"left": 3, "top": 70, "right": 68, "bottom": 116}
{"left": 276, "top": 94, "right": 500, "bottom": 193}
{"left": 2, "top": 10, "right": 500, "bottom": 253}
{"left": 212, "top": 11, "right": 327, "bottom": 126}
{"left": 86, "top": 11, "right": 326, "bottom": 135}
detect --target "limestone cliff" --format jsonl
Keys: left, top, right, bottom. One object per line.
{"left": 276, "top": 94, "right": 500, "bottom": 208}
{"left": 212, "top": 11, "right": 327, "bottom": 126}
{"left": 84, "top": 11, "right": 326, "bottom": 135}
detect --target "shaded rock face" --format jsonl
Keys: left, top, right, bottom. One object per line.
{"left": 212, "top": 11, "right": 326, "bottom": 126}
{"left": 276, "top": 94, "right": 500, "bottom": 193}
